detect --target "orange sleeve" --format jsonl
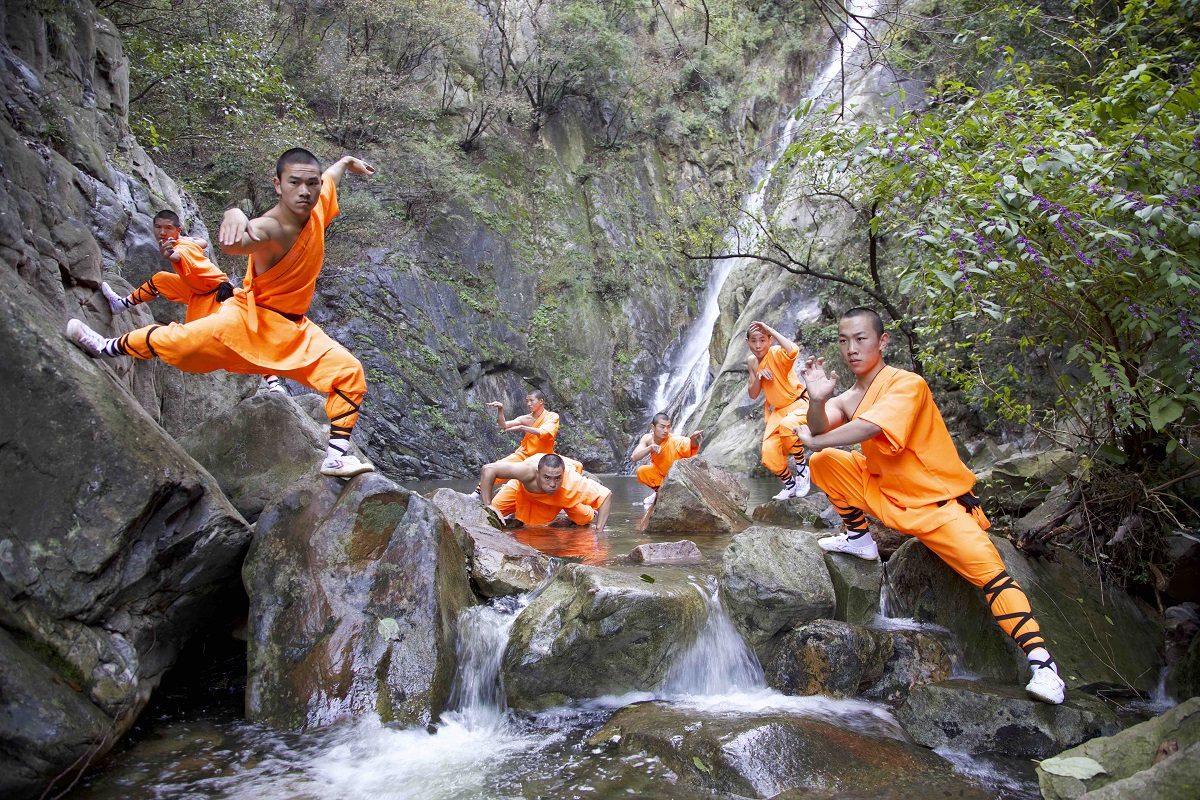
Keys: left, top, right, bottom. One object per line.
{"left": 172, "top": 239, "right": 228, "bottom": 288}
{"left": 315, "top": 175, "right": 340, "bottom": 228}
{"left": 538, "top": 412, "right": 560, "bottom": 437}
{"left": 856, "top": 371, "right": 928, "bottom": 454}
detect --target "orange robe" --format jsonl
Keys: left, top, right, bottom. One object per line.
{"left": 635, "top": 433, "right": 699, "bottom": 490}
{"left": 491, "top": 455, "right": 610, "bottom": 525}
{"left": 115, "top": 177, "right": 366, "bottom": 432}
{"left": 510, "top": 410, "right": 560, "bottom": 460}
{"left": 755, "top": 344, "right": 809, "bottom": 479}
{"left": 809, "top": 365, "right": 1044, "bottom": 652}
{"left": 129, "top": 238, "right": 230, "bottom": 322}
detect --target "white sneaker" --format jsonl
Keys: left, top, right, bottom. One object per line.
{"left": 772, "top": 478, "right": 797, "bottom": 500}
{"left": 1025, "top": 663, "right": 1066, "bottom": 705}
{"left": 793, "top": 464, "right": 812, "bottom": 497}
{"left": 263, "top": 375, "right": 287, "bottom": 394}
{"left": 66, "top": 318, "right": 107, "bottom": 357}
{"left": 641, "top": 492, "right": 657, "bottom": 507}
{"left": 101, "top": 282, "right": 128, "bottom": 314}
{"left": 817, "top": 532, "right": 880, "bottom": 560}
{"left": 319, "top": 454, "right": 375, "bottom": 478}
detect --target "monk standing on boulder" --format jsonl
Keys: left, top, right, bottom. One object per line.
{"left": 480, "top": 453, "right": 612, "bottom": 532}
{"left": 67, "top": 148, "right": 375, "bottom": 478}
{"left": 630, "top": 412, "right": 702, "bottom": 506}
{"left": 796, "top": 307, "right": 1066, "bottom": 704}
{"left": 746, "top": 320, "right": 811, "bottom": 499}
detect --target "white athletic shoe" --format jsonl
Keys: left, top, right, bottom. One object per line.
{"left": 793, "top": 464, "right": 812, "bottom": 498}
{"left": 101, "top": 282, "right": 127, "bottom": 315}
{"left": 817, "top": 532, "right": 880, "bottom": 560}
{"left": 772, "top": 478, "right": 798, "bottom": 500}
{"left": 319, "top": 454, "right": 375, "bottom": 478}
{"left": 263, "top": 375, "right": 287, "bottom": 394}
{"left": 642, "top": 492, "right": 657, "bottom": 507}
{"left": 1025, "top": 663, "right": 1066, "bottom": 705}
{"left": 66, "top": 318, "right": 107, "bottom": 357}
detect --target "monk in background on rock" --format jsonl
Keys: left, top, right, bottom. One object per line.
{"left": 67, "top": 148, "right": 376, "bottom": 478}
{"left": 796, "top": 306, "right": 1066, "bottom": 705}
{"left": 101, "top": 209, "right": 286, "bottom": 395}
{"left": 480, "top": 453, "right": 612, "bottom": 532}
{"left": 473, "top": 389, "right": 559, "bottom": 495}
{"left": 631, "top": 412, "right": 702, "bottom": 506}
{"left": 746, "top": 319, "right": 811, "bottom": 499}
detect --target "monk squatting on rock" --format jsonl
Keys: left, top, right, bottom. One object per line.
{"left": 67, "top": 148, "right": 376, "bottom": 478}
{"left": 796, "top": 306, "right": 1067, "bottom": 705}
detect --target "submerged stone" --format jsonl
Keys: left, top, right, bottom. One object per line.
{"left": 629, "top": 540, "right": 703, "bottom": 564}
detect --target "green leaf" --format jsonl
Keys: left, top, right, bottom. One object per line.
{"left": 640, "top": 574, "right": 655, "bottom": 583}
{"left": 692, "top": 756, "right": 710, "bottom": 773}
{"left": 1149, "top": 397, "right": 1184, "bottom": 431}
{"left": 1039, "top": 756, "right": 1107, "bottom": 780}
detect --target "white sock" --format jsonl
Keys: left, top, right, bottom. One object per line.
{"left": 325, "top": 439, "right": 350, "bottom": 461}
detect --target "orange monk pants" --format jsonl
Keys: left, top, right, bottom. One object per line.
{"left": 118, "top": 318, "right": 365, "bottom": 433}
{"left": 762, "top": 403, "right": 808, "bottom": 480}
{"left": 636, "top": 464, "right": 667, "bottom": 490}
{"left": 491, "top": 481, "right": 597, "bottom": 525}
{"left": 811, "top": 448, "right": 1047, "bottom": 655}
{"left": 130, "top": 272, "right": 221, "bottom": 322}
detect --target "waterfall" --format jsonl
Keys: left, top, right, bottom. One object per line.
{"left": 648, "top": 0, "right": 882, "bottom": 431}
{"left": 662, "top": 577, "right": 765, "bottom": 696}
{"left": 443, "top": 594, "right": 528, "bottom": 729}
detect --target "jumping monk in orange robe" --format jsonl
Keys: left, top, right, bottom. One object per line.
{"left": 473, "top": 388, "right": 559, "bottom": 494}
{"left": 66, "top": 148, "right": 376, "bottom": 478}
{"left": 480, "top": 453, "right": 612, "bottom": 531}
{"left": 100, "top": 210, "right": 286, "bottom": 394}
{"left": 746, "top": 320, "right": 811, "bottom": 499}
{"left": 795, "top": 306, "right": 1066, "bottom": 705}
{"left": 631, "top": 411, "right": 702, "bottom": 506}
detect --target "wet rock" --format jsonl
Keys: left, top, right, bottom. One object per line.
{"left": 590, "top": 700, "right": 991, "bottom": 799}
{"left": 862, "top": 627, "right": 956, "bottom": 707}
{"left": 1037, "top": 696, "right": 1200, "bottom": 800}
{"left": 760, "top": 620, "right": 891, "bottom": 697}
{"left": 629, "top": 540, "right": 703, "bottom": 564}
{"left": 824, "top": 550, "right": 882, "bottom": 625}
{"left": 977, "top": 448, "right": 1078, "bottom": 515}
{"left": 887, "top": 536, "right": 1163, "bottom": 691}
{"left": 244, "top": 474, "right": 474, "bottom": 730}
{"left": 1167, "top": 630, "right": 1200, "bottom": 701}
{"left": 898, "top": 679, "right": 1121, "bottom": 758}
{"left": 748, "top": 493, "right": 833, "bottom": 527}
{"left": 427, "top": 487, "right": 553, "bottom": 597}
{"left": 1014, "top": 481, "right": 1077, "bottom": 537}
{"left": 179, "top": 392, "right": 327, "bottom": 521}
{"left": 502, "top": 565, "right": 706, "bottom": 709}
{"left": 646, "top": 457, "right": 752, "bottom": 534}
{"left": 1163, "top": 530, "right": 1200, "bottom": 604}
{"left": 0, "top": 270, "right": 250, "bottom": 797}
{"left": 720, "top": 526, "right": 835, "bottom": 647}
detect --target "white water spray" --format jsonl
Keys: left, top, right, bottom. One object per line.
{"left": 649, "top": 0, "right": 882, "bottom": 430}
{"left": 662, "top": 577, "right": 765, "bottom": 695}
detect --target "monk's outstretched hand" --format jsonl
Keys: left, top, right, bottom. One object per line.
{"left": 219, "top": 207, "right": 259, "bottom": 248}
{"left": 795, "top": 423, "right": 821, "bottom": 451}
{"left": 159, "top": 237, "right": 180, "bottom": 262}
{"left": 345, "top": 157, "right": 375, "bottom": 176}
{"left": 801, "top": 356, "right": 838, "bottom": 401}
{"left": 689, "top": 429, "right": 704, "bottom": 445}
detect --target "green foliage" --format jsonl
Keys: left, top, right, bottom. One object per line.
{"left": 788, "top": 0, "right": 1200, "bottom": 469}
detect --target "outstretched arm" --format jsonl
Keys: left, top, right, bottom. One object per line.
{"left": 630, "top": 433, "right": 655, "bottom": 462}
{"left": 217, "top": 211, "right": 282, "bottom": 256}
{"left": 479, "top": 460, "right": 525, "bottom": 506}
{"left": 323, "top": 155, "right": 376, "bottom": 187}
{"left": 746, "top": 353, "right": 763, "bottom": 399}
{"left": 593, "top": 494, "right": 612, "bottom": 532}
{"left": 750, "top": 320, "right": 799, "bottom": 357}
{"left": 796, "top": 419, "right": 883, "bottom": 452}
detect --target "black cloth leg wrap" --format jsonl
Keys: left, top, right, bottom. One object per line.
{"left": 982, "top": 570, "right": 1045, "bottom": 654}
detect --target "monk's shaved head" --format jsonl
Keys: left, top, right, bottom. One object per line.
{"left": 539, "top": 453, "right": 565, "bottom": 472}
{"left": 651, "top": 412, "right": 671, "bottom": 425}
{"left": 153, "top": 209, "right": 182, "bottom": 228}
{"left": 276, "top": 147, "right": 322, "bottom": 179}
{"left": 528, "top": 389, "right": 546, "bottom": 402}
{"left": 841, "top": 307, "right": 885, "bottom": 337}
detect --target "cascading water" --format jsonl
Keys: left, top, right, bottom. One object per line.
{"left": 662, "top": 577, "right": 765, "bottom": 696}
{"left": 648, "top": 0, "right": 882, "bottom": 431}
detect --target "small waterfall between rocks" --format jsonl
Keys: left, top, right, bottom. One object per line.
{"left": 648, "top": 0, "right": 883, "bottom": 429}
{"left": 662, "top": 577, "right": 765, "bottom": 696}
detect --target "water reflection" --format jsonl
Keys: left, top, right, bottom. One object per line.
{"left": 510, "top": 525, "right": 612, "bottom": 564}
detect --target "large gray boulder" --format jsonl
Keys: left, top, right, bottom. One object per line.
{"left": 244, "top": 473, "right": 474, "bottom": 730}
{"left": 720, "top": 526, "right": 835, "bottom": 647}
{"left": 897, "top": 679, "right": 1120, "bottom": 758}
{"left": 0, "top": 274, "right": 250, "bottom": 798}
{"left": 589, "top": 701, "right": 991, "bottom": 799}
{"left": 824, "top": 550, "right": 882, "bottom": 625}
{"left": 502, "top": 565, "right": 706, "bottom": 709}
{"left": 977, "top": 448, "right": 1078, "bottom": 515}
{"left": 862, "top": 628, "right": 956, "bottom": 707}
{"left": 1038, "top": 696, "right": 1200, "bottom": 800}
{"left": 179, "top": 392, "right": 327, "bottom": 521}
{"left": 426, "top": 488, "right": 552, "bottom": 597}
{"left": 888, "top": 535, "right": 1163, "bottom": 690}
{"left": 646, "top": 457, "right": 752, "bottom": 534}
{"left": 749, "top": 493, "right": 833, "bottom": 527}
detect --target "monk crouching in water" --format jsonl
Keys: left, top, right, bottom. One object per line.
{"left": 796, "top": 306, "right": 1066, "bottom": 704}
{"left": 631, "top": 412, "right": 702, "bottom": 507}
{"left": 479, "top": 453, "right": 612, "bottom": 532}
{"left": 67, "top": 148, "right": 376, "bottom": 478}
